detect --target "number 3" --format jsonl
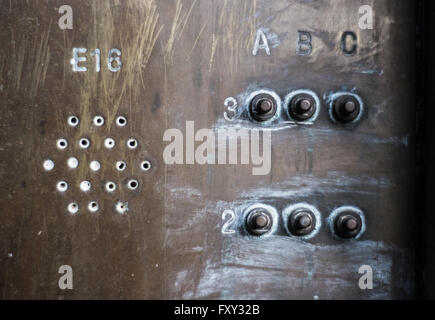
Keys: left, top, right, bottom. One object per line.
{"left": 224, "top": 97, "right": 238, "bottom": 122}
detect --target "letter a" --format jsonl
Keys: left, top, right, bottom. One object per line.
{"left": 252, "top": 29, "right": 270, "bottom": 56}
{"left": 58, "top": 5, "right": 73, "bottom": 30}
{"left": 358, "top": 265, "right": 373, "bottom": 290}
{"left": 58, "top": 265, "right": 73, "bottom": 290}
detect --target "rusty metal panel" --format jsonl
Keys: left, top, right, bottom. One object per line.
{"left": 0, "top": 0, "right": 417, "bottom": 299}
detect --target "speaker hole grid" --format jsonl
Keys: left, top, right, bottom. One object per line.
{"left": 42, "top": 114, "right": 155, "bottom": 215}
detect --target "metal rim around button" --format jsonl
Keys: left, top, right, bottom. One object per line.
{"left": 328, "top": 206, "right": 366, "bottom": 240}
{"left": 284, "top": 89, "right": 321, "bottom": 123}
{"left": 329, "top": 92, "right": 364, "bottom": 124}
{"left": 243, "top": 204, "right": 279, "bottom": 237}
{"left": 246, "top": 90, "right": 282, "bottom": 124}
{"left": 282, "top": 203, "right": 322, "bottom": 240}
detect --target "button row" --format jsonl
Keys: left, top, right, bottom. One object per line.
{"left": 242, "top": 203, "right": 365, "bottom": 240}
{"left": 245, "top": 89, "right": 363, "bottom": 124}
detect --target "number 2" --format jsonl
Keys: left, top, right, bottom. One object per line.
{"left": 221, "top": 210, "right": 237, "bottom": 234}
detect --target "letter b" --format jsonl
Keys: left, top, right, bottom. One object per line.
{"left": 297, "top": 31, "right": 312, "bottom": 56}
{"left": 252, "top": 305, "right": 260, "bottom": 315}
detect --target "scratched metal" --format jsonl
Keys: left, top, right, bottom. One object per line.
{"left": 0, "top": 0, "right": 416, "bottom": 299}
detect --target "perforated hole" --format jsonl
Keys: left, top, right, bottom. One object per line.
{"left": 105, "top": 181, "right": 117, "bottom": 193}
{"left": 43, "top": 159, "right": 55, "bottom": 171}
{"left": 115, "top": 201, "right": 128, "bottom": 214}
{"left": 88, "top": 201, "right": 99, "bottom": 213}
{"left": 127, "top": 179, "right": 138, "bottom": 190}
{"left": 56, "top": 181, "right": 68, "bottom": 192}
{"left": 93, "top": 115, "right": 105, "bottom": 127}
{"left": 116, "top": 161, "right": 126, "bottom": 171}
{"left": 79, "top": 138, "right": 90, "bottom": 149}
{"left": 67, "top": 157, "right": 79, "bottom": 169}
{"left": 141, "top": 160, "right": 151, "bottom": 172}
{"left": 56, "top": 138, "right": 68, "bottom": 150}
{"left": 116, "top": 116, "right": 127, "bottom": 127}
{"left": 80, "top": 181, "right": 92, "bottom": 192}
{"left": 68, "top": 116, "right": 79, "bottom": 127}
{"left": 89, "top": 160, "right": 101, "bottom": 172}
{"left": 127, "top": 138, "right": 138, "bottom": 149}
{"left": 67, "top": 202, "right": 79, "bottom": 214}
{"left": 104, "top": 138, "right": 115, "bottom": 149}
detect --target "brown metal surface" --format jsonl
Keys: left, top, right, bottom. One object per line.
{"left": 0, "top": 0, "right": 416, "bottom": 299}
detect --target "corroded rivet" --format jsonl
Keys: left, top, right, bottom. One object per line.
{"left": 344, "top": 101, "right": 356, "bottom": 113}
{"left": 297, "top": 214, "right": 312, "bottom": 228}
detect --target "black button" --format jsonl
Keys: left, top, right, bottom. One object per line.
{"left": 249, "top": 93, "right": 278, "bottom": 122}
{"left": 332, "top": 95, "right": 361, "bottom": 123}
{"left": 288, "top": 94, "right": 316, "bottom": 121}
